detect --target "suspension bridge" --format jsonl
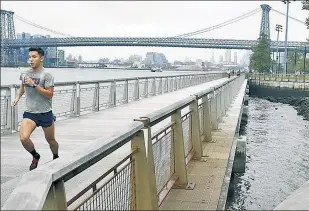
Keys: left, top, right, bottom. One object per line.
{"left": 1, "top": 4, "right": 308, "bottom": 66}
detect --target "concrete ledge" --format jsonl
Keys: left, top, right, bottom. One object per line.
{"left": 274, "top": 180, "right": 309, "bottom": 210}
{"left": 232, "top": 136, "right": 246, "bottom": 173}
{"left": 1, "top": 170, "right": 52, "bottom": 210}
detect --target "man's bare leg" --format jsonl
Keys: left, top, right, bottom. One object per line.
{"left": 43, "top": 121, "right": 59, "bottom": 159}
{"left": 19, "top": 118, "right": 40, "bottom": 170}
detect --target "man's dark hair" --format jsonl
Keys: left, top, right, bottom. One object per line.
{"left": 29, "top": 47, "right": 44, "bottom": 57}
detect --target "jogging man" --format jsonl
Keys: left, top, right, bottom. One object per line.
{"left": 12, "top": 47, "right": 59, "bottom": 171}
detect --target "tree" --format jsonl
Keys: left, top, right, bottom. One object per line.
{"left": 303, "top": 0, "right": 309, "bottom": 41}
{"left": 303, "top": 0, "right": 309, "bottom": 27}
{"left": 249, "top": 34, "right": 272, "bottom": 73}
{"left": 287, "top": 51, "right": 309, "bottom": 73}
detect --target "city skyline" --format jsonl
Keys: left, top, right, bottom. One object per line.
{"left": 16, "top": 31, "right": 246, "bottom": 65}
{"left": 2, "top": 1, "right": 308, "bottom": 62}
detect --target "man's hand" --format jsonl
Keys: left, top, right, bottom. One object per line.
{"left": 24, "top": 77, "right": 35, "bottom": 87}
{"left": 12, "top": 98, "right": 20, "bottom": 106}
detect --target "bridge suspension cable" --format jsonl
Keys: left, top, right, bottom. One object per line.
{"left": 173, "top": 8, "right": 261, "bottom": 38}
{"left": 271, "top": 8, "right": 307, "bottom": 25}
{"left": 14, "top": 14, "right": 73, "bottom": 37}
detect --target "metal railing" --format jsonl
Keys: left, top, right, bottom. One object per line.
{"left": 0, "top": 73, "right": 226, "bottom": 134}
{"left": 2, "top": 74, "right": 246, "bottom": 210}
{"left": 248, "top": 73, "right": 309, "bottom": 82}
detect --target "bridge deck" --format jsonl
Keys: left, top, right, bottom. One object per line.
{"left": 160, "top": 79, "right": 246, "bottom": 210}
{"left": 1, "top": 77, "right": 230, "bottom": 208}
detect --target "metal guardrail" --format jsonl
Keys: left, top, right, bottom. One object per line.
{"left": 0, "top": 73, "right": 226, "bottom": 134}
{"left": 248, "top": 73, "right": 309, "bottom": 82}
{"left": 2, "top": 74, "right": 246, "bottom": 210}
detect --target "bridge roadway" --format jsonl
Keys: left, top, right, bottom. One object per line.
{"left": 1, "top": 76, "right": 236, "bottom": 208}
{"left": 1, "top": 37, "right": 308, "bottom": 51}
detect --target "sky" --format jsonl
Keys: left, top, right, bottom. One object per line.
{"left": 2, "top": 1, "right": 309, "bottom": 63}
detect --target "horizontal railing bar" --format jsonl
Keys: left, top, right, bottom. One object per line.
{"left": 0, "top": 73, "right": 222, "bottom": 89}
{"left": 141, "top": 96, "right": 196, "bottom": 127}
{"left": 157, "top": 170, "right": 178, "bottom": 196}
{"left": 152, "top": 129, "right": 173, "bottom": 146}
{"left": 151, "top": 122, "right": 174, "bottom": 142}
{"left": 67, "top": 149, "right": 137, "bottom": 206}
{"left": 198, "top": 102, "right": 205, "bottom": 108}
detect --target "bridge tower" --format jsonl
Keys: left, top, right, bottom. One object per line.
{"left": 1, "top": 9, "right": 18, "bottom": 67}
{"left": 259, "top": 4, "right": 271, "bottom": 39}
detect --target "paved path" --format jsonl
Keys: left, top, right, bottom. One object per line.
{"left": 160, "top": 79, "right": 247, "bottom": 210}
{"left": 1, "top": 77, "right": 229, "bottom": 208}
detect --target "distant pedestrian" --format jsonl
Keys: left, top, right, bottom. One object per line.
{"left": 12, "top": 47, "right": 59, "bottom": 171}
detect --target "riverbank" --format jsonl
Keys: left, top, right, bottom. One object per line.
{"left": 248, "top": 83, "right": 309, "bottom": 121}
{"left": 255, "top": 96, "right": 309, "bottom": 121}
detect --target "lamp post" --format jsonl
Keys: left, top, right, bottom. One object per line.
{"left": 282, "top": 0, "right": 295, "bottom": 75}
{"left": 275, "top": 24, "right": 283, "bottom": 74}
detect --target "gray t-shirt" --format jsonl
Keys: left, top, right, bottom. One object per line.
{"left": 20, "top": 68, "right": 54, "bottom": 113}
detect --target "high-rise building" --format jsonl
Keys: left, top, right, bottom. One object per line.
{"left": 67, "top": 54, "right": 74, "bottom": 61}
{"left": 17, "top": 32, "right": 31, "bottom": 39}
{"left": 240, "top": 51, "right": 251, "bottom": 66}
{"left": 225, "top": 49, "right": 231, "bottom": 64}
{"left": 129, "top": 55, "right": 142, "bottom": 63}
{"left": 211, "top": 50, "right": 215, "bottom": 63}
{"left": 57, "top": 50, "right": 65, "bottom": 65}
{"left": 144, "top": 52, "right": 168, "bottom": 67}
{"left": 234, "top": 52, "right": 238, "bottom": 64}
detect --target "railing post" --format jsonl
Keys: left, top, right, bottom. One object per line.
{"left": 131, "top": 130, "right": 158, "bottom": 210}
{"left": 225, "top": 83, "right": 230, "bottom": 112}
{"left": 134, "top": 78, "right": 139, "bottom": 100}
{"left": 158, "top": 77, "right": 163, "bottom": 94}
{"left": 109, "top": 81, "right": 116, "bottom": 107}
{"left": 171, "top": 109, "right": 188, "bottom": 187}
{"left": 143, "top": 79, "right": 148, "bottom": 97}
{"left": 170, "top": 77, "right": 174, "bottom": 92}
{"left": 202, "top": 94, "right": 212, "bottom": 142}
{"left": 70, "top": 83, "right": 80, "bottom": 116}
{"left": 92, "top": 82, "right": 100, "bottom": 111}
{"left": 11, "top": 86, "right": 19, "bottom": 132}
{"left": 42, "top": 179, "right": 67, "bottom": 210}
{"left": 151, "top": 78, "right": 156, "bottom": 96}
{"left": 189, "top": 97, "right": 202, "bottom": 159}
{"left": 210, "top": 91, "right": 218, "bottom": 130}
{"left": 70, "top": 84, "right": 77, "bottom": 117}
{"left": 123, "top": 80, "right": 129, "bottom": 103}
{"left": 164, "top": 78, "right": 168, "bottom": 93}
{"left": 216, "top": 88, "right": 222, "bottom": 123}
{"left": 221, "top": 86, "right": 226, "bottom": 117}
{"left": 6, "top": 86, "right": 14, "bottom": 133}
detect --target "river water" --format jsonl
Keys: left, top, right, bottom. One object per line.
{"left": 0, "top": 67, "right": 206, "bottom": 85}
{"left": 226, "top": 97, "right": 309, "bottom": 210}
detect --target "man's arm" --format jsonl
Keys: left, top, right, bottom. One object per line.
{"left": 34, "top": 86, "right": 54, "bottom": 99}
{"left": 12, "top": 83, "right": 25, "bottom": 105}
{"left": 25, "top": 72, "right": 54, "bottom": 99}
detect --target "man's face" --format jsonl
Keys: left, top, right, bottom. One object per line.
{"left": 28, "top": 51, "right": 44, "bottom": 68}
